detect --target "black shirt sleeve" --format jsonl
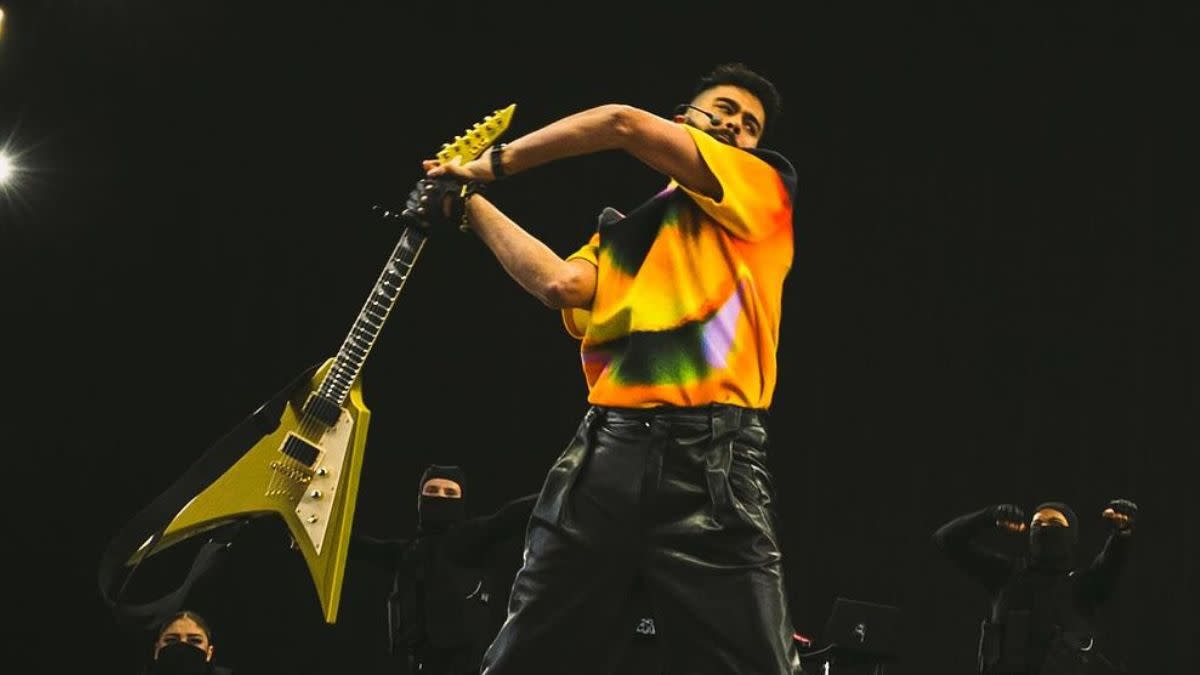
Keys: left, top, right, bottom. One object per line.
{"left": 932, "top": 507, "right": 1018, "bottom": 591}
{"left": 442, "top": 493, "right": 538, "bottom": 565}
{"left": 1072, "top": 530, "right": 1133, "bottom": 615}
{"left": 349, "top": 532, "right": 412, "bottom": 570}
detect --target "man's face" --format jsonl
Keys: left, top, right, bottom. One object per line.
{"left": 421, "top": 477, "right": 462, "bottom": 499}
{"left": 677, "top": 84, "right": 766, "bottom": 149}
{"left": 1031, "top": 507, "right": 1070, "bottom": 529}
{"left": 155, "top": 616, "right": 213, "bottom": 662}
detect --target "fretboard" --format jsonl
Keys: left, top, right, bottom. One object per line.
{"left": 315, "top": 226, "right": 428, "bottom": 408}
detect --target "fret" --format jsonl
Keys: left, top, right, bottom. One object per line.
{"left": 314, "top": 228, "right": 429, "bottom": 406}
{"left": 295, "top": 111, "right": 514, "bottom": 420}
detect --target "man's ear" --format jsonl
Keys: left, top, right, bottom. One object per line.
{"left": 206, "top": 646, "right": 214, "bottom": 662}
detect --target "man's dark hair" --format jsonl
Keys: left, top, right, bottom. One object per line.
{"left": 692, "top": 62, "right": 783, "bottom": 136}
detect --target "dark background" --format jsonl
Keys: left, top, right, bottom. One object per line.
{"left": 2, "top": 1, "right": 1193, "bottom": 673}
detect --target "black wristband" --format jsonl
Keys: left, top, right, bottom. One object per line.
{"left": 490, "top": 142, "right": 507, "bottom": 180}
{"left": 462, "top": 180, "right": 487, "bottom": 199}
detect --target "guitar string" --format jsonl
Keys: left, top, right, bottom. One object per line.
{"left": 264, "top": 118, "right": 501, "bottom": 548}
{"left": 269, "top": 227, "right": 424, "bottom": 535}
{"left": 268, "top": 232, "right": 401, "bottom": 498}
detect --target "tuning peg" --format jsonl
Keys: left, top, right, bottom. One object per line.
{"left": 371, "top": 204, "right": 404, "bottom": 222}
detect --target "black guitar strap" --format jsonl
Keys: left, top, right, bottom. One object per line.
{"left": 97, "top": 364, "right": 320, "bottom": 631}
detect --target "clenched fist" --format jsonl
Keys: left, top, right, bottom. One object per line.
{"left": 991, "top": 504, "right": 1027, "bottom": 533}
{"left": 1102, "top": 498, "right": 1137, "bottom": 535}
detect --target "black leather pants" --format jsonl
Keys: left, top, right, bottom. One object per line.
{"left": 481, "top": 404, "right": 802, "bottom": 675}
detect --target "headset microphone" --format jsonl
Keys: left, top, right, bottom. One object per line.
{"left": 675, "top": 104, "right": 722, "bottom": 126}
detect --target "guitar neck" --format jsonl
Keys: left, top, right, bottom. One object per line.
{"left": 315, "top": 225, "right": 428, "bottom": 408}
{"left": 302, "top": 105, "right": 516, "bottom": 421}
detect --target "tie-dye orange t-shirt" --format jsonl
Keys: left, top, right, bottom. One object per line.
{"left": 562, "top": 125, "right": 797, "bottom": 409}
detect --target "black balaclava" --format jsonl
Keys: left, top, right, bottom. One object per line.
{"left": 148, "top": 643, "right": 212, "bottom": 675}
{"left": 1027, "top": 500, "right": 1079, "bottom": 572}
{"left": 417, "top": 464, "right": 467, "bottom": 534}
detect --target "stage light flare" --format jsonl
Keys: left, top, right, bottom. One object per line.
{"left": 0, "top": 152, "right": 14, "bottom": 186}
{"left": 0, "top": 8, "right": 6, "bottom": 43}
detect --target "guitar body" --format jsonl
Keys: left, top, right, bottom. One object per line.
{"left": 103, "top": 104, "right": 515, "bottom": 625}
{"left": 129, "top": 358, "right": 369, "bottom": 623}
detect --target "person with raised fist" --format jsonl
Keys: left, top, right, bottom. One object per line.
{"left": 933, "top": 498, "right": 1138, "bottom": 674}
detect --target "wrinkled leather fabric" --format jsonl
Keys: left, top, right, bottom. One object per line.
{"left": 481, "top": 404, "right": 802, "bottom": 675}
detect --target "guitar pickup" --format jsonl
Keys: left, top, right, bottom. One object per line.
{"left": 282, "top": 433, "right": 321, "bottom": 468}
{"left": 303, "top": 393, "right": 344, "bottom": 427}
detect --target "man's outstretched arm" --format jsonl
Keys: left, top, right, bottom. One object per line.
{"left": 426, "top": 104, "right": 722, "bottom": 200}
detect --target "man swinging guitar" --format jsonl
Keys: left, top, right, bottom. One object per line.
{"left": 98, "top": 105, "right": 516, "bottom": 627}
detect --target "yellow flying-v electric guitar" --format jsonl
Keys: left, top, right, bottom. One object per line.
{"left": 99, "top": 104, "right": 516, "bottom": 625}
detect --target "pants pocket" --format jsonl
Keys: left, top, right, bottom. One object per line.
{"left": 531, "top": 410, "right": 599, "bottom": 527}
{"left": 703, "top": 440, "right": 764, "bottom": 526}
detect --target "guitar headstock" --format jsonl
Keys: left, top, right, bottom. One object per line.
{"left": 435, "top": 104, "right": 516, "bottom": 165}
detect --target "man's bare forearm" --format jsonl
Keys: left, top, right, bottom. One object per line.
{"left": 496, "top": 105, "right": 630, "bottom": 175}
{"left": 464, "top": 196, "right": 594, "bottom": 309}
{"left": 427, "top": 105, "right": 720, "bottom": 198}
{"left": 496, "top": 104, "right": 719, "bottom": 198}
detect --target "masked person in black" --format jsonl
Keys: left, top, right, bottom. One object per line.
{"left": 932, "top": 498, "right": 1138, "bottom": 674}
{"left": 353, "top": 465, "right": 539, "bottom": 675}
{"left": 143, "top": 611, "right": 232, "bottom": 675}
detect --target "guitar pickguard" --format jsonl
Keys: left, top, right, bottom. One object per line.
{"left": 291, "top": 407, "right": 355, "bottom": 554}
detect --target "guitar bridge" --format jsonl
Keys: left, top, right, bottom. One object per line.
{"left": 269, "top": 460, "right": 313, "bottom": 485}
{"left": 267, "top": 432, "right": 321, "bottom": 494}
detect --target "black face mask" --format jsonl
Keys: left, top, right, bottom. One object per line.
{"left": 1029, "top": 527, "right": 1075, "bottom": 570}
{"left": 1027, "top": 501, "right": 1079, "bottom": 571}
{"left": 149, "top": 643, "right": 211, "bottom": 675}
{"left": 417, "top": 465, "right": 467, "bottom": 534}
